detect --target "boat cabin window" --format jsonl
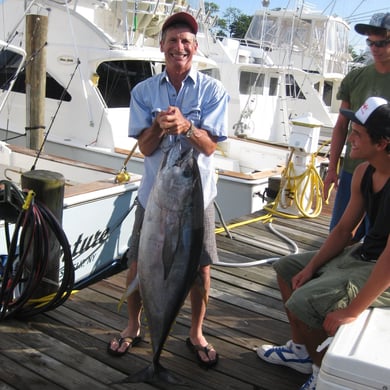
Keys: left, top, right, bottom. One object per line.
{"left": 239, "top": 71, "right": 265, "bottom": 95}
{"left": 4, "top": 68, "right": 72, "bottom": 102}
{"left": 95, "top": 60, "right": 220, "bottom": 108}
{"left": 269, "top": 77, "right": 278, "bottom": 96}
{"left": 314, "top": 80, "right": 333, "bottom": 106}
{"left": 96, "top": 60, "right": 155, "bottom": 108}
{"left": 285, "top": 74, "right": 305, "bottom": 99}
{"left": 0, "top": 48, "right": 24, "bottom": 92}
{"left": 200, "top": 67, "right": 221, "bottom": 80}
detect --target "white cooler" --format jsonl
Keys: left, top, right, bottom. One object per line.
{"left": 317, "top": 308, "right": 390, "bottom": 389}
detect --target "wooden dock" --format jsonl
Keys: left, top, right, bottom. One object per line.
{"left": 0, "top": 202, "right": 333, "bottom": 390}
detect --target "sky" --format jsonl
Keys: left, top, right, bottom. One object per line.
{"left": 199, "top": 0, "right": 390, "bottom": 52}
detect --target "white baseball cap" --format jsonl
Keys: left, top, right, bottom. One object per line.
{"left": 340, "top": 97, "right": 390, "bottom": 137}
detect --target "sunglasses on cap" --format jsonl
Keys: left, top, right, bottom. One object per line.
{"left": 366, "top": 38, "right": 390, "bottom": 48}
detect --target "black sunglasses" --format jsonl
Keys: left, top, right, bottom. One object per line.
{"left": 366, "top": 38, "right": 390, "bottom": 48}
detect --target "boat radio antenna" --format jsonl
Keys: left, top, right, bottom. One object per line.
{"left": 31, "top": 59, "right": 80, "bottom": 171}
{"left": 6, "top": 0, "right": 37, "bottom": 44}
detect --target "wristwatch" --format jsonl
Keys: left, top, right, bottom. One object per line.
{"left": 185, "top": 120, "right": 194, "bottom": 138}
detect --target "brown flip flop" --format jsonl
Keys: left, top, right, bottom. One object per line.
{"left": 107, "top": 335, "right": 142, "bottom": 357}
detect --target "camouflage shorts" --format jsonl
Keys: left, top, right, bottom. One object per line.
{"left": 274, "top": 244, "right": 390, "bottom": 329}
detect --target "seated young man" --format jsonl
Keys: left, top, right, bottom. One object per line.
{"left": 256, "top": 96, "right": 390, "bottom": 390}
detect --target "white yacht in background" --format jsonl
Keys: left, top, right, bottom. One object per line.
{"left": 0, "top": 38, "right": 141, "bottom": 294}
{"left": 0, "top": 0, "right": 351, "bottom": 220}
{"left": 198, "top": 4, "right": 350, "bottom": 143}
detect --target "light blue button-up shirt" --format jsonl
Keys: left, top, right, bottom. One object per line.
{"left": 129, "top": 68, "right": 229, "bottom": 209}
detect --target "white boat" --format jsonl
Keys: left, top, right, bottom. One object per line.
{"left": 197, "top": 4, "right": 350, "bottom": 143}
{"left": 196, "top": 3, "right": 351, "bottom": 218}
{"left": 0, "top": 38, "right": 141, "bottom": 319}
{"left": 0, "top": 0, "right": 350, "bottom": 221}
{"left": 0, "top": 140, "right": 141, "bottom": 287}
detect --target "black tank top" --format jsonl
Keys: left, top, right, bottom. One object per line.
{"left": 360, "top": 165, "right": 390, "bottom": 260}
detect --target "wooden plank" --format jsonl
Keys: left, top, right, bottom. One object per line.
{"left": 0, "top": 352, "right": 48, "bottom": 390}
{"left": 0, "top": 204, "right": 333, "bottom": 390}
{"left": 0, "top": 324, "right": 118, "bottom": 389}
{"left": 64, "top": 179, "right": 122, "bottom": 197}
{"left": 217, "top": 166, "right": 284, "bottom": 181}
{"left": 8, "top": 144, "right": 119, "bottom": 175}
{"left": 63, "top": 277, "right": 302, "bottom": 390}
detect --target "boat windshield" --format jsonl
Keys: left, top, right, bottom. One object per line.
{"left": 245, "top": 11, "right": 350, "bottom": 74}
{"left": 95, "top": 59, "right": 221, "bottom": 109}
{"left": 96, "top": 60, "right": 156, "bottom": 108}
{"left": 0, "top": 43, "right": 25, "bottom": 111}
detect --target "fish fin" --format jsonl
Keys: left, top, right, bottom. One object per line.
{"left": 162, "top": 242, "right": 175, "bottom": 279}
{"left": 193, "top": 272, "right": 208, "bottom": 306}
{"left": 117, "top": 274, "right": 139, "bottom": 312}
{"left": 162, "top": 220, "right": 181, "bottom": 279}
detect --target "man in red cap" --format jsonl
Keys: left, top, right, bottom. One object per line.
{"left": 107, "top": 11, "right": 229, "bottom": 370}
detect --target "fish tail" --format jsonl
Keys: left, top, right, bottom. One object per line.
{"left": 194, "top": 272, "right": 208, "bottom": 305}
{"left": 119, "top": 362, "right": 187, "bottom": 385}
{"left": 122, "top": 363, "right": 155, "bottom": 383}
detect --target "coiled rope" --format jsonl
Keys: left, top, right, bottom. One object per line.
{"left": 214, "top": 142, "right": 332, "bottom": 267}
{"left": 0, "top": 181, "right": 74, "bottom": 320}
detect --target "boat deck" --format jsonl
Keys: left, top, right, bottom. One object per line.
{"left": 0, "top": 200, "right": 333, "bottom": 390}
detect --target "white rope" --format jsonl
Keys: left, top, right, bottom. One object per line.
{"left": 214, "top": 222, "right": 299, "bottom": 268}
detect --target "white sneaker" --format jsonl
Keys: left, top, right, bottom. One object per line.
{"left": 256, "top": 340, "right": 313, "bottom": 374}
{"left": 300, "top": 365, "right": 319, "bottom": 390}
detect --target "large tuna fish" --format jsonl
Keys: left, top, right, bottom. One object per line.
{"left": 126, "top": 141, "right": 204, "bottom": 384}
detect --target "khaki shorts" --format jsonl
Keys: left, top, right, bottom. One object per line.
{"left": 274, "top": 244, "right": 390, "bottom": 329}
{"left": 127, "top": 199, "right": 218, "bottom": 267}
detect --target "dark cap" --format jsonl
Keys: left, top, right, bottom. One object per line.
{"left": 162, "top": 12, "right": 198, "bottom": 35}
{"left": 355, "top": 13, "right": 390, "bottom": 35}
{"left": 340, "top": 97, "right": 390, "bottom": 137}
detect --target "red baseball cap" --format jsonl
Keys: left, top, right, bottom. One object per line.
{"left": 162, "top": 12, "right": 198, "bottom": 35}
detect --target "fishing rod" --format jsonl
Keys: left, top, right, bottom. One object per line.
{"left": 115, "top": 142, "right": 139, "bottom": 183}
{"left": 31, "top": 59, "right": 80, "bottom": 170}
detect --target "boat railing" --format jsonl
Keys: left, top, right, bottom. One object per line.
{"left": 73, "top": 0, "right": 217, "bottom": 46}
{"left": 244, "top": 9, "right": 350, "bottom": 76}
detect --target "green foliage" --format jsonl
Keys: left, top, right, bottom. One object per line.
{"left": 349, "top": 45, "right": 371, "bottom": 66}
{"left": 348, "top": 45, "right": 358, "bottom": 60}
{"left": 229, "top": 14, "right": 252, "bottom": 38}
{"left": 204, "top": 2, "right": 252, "bottom": 38}
{"left": 204, "top": 1, "right": 219, "bottom": 15}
